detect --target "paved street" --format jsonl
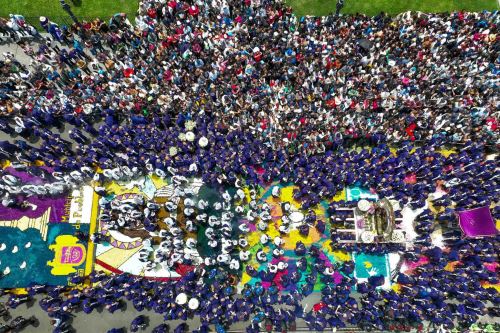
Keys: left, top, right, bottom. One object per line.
{"left": 1, "top": 294, "right": 326, "bottom": 333}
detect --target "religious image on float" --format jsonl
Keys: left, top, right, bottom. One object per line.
{"left": 335, "top": 187, "right": 420, "bottom": 244}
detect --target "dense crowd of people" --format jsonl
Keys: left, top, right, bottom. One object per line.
{"left": 0, "top": 1, "right": 498, "bottom": 147}
{"left": 0, "top": 0, "right": 499, "bottom": 332}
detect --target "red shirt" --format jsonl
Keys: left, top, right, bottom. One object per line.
{"left": 188, "top": 6, "right": 199, "bottom": 16}
{"left": 486, "top": 117, "right": 497, "bottom": 131}
{"left": 313, "top": 302, "right": 326, "bottom": 312}
{"left": 192, "top": 43, "right": 201, "bottom": 54}
{"left": 163, "top": 70, "right": 173, "bottom": 81}
{"left": 147, "top": 8, "right": 157, "bottom": 18}
{"left": 326, "top": 99, "right": 336, "bottom": 108}
{"left": 123, "top": 68, "right": 134, "bottom": 78}
{"left": 406, "top": 123, "right": 417, "bottom": 141}
{"left": 260, "top": 120, "right": 267, "bottom": 130}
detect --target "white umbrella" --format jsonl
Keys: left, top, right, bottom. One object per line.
{"left": 185, "top": 131, "right": 195, "bottom": 142}
{"left": 188, "top": 298, "right": 199, "bottom": 310}
{"left": 198, "top": 136, "right": 208, "bottom": 148}
{"left": 175, "top": 293, "right": 187, "bottom": 305}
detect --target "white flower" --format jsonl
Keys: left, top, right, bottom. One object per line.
{"left": 198, "top": 136, "right": 208, "bottom": 148}
{"left": 178, "top": 133, "right": 186, "bottom": 141}
{"left": 169, "top": 147, "right": 178, "bottom": 156}
{"left": 185, "top": 131, "right": 195, "bottom": 142}
{"left": 185, "top": 120, "right": 196, "bottom": 131}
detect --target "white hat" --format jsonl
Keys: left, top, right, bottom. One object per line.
{"left": 257, "top": 221, "right": 267, "bottom": 231}
{"left": 274, "top": 237, "right": 284, "bottom": 247}
{"left": 239, "top": 251, "right": 250, "bottom": 261}
{"left": 277, "top": 262, "right": 288, "bottom": 270}
{"left": 155, "top": 168, "right": 167, "bottom": 178}
{"left": 260, "top": 234, "right": 269, "bottom": 244}
{"left": 238, "top": 238, "right": 248, "bottom": 247}
{"left": 273, "top": 248, "right": 284, "bottom": 257}
{"left": 186, "top": 238, "right": 197, "bottom": 249}
{"left": 229, "top": 259, "right": 240, "bottom": 270}
{"left": 272, "top": 186, "right": 280, "bottom": 197}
